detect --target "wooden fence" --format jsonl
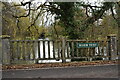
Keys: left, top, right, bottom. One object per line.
{"left": 2, "top": 36, "right": 119, "bottom": 64}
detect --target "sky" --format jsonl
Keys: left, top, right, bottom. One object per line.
{"left": 1, "top": 0, "right": 120, "bottom": 2}
{"left": 1, "top": 0, "right": 116, "bottom": 3}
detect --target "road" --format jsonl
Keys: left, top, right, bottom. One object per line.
{"left": 2, "top": 64, "right": 119, "bottom": 78}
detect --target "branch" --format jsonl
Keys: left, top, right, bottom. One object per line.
{"left": 82, "top": 3, "right": 100, "bottom": 17}
{"left": 117, "top": 2, "right": 120, "bottom": 7}
{"left": 110, "top": 7, "right": 117, "bottom": 20}
{"left": 13, "top": 2, "right": 31, "bottom": 18}
{"left": 33, "top": 25, "right": 39, "bottom": 35}
{"left": 44, "top": 11, "right": 49, "bottom": 26}
{"left": 13, "top": 1, "right": 49, "bottom": 18}
{"left": 53, "top": 22, "right": 59, "bottom": 39}
{"left": 81, "top": 2, "right": 114, "bottom": 32}
{"left": 85, "top": 7, "right": 89, "bottom": 17}
{"left": 16, "top": 18, "right": 20, "bottom": 30}
{"left": 20, "top": 0, "right": 35, "bottom": 6}
{"left": 88, "top": 5, "right": 95, "bottom": 16}
{"left": 27, "top": 9, "right": 46, "bottom": 32}
{"left": 81, "top": 4, "right": 102, "bottom": 8}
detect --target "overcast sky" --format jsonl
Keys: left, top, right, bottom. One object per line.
{"left": 1, "top": 0, "right": 103, "bottom": 3}
{"left": 1, "top": 0, "right": 120, "bottom": 3}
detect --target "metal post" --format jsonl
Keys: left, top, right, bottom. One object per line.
{"left": 62, "top": 37, "right": 66, "bottom": 63}
{"left": 107, "top": 36, "right": 111, "bottom": 60}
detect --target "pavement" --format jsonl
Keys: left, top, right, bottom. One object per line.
{"left": 2, "top": 64, "right": 119, "bottom": 78}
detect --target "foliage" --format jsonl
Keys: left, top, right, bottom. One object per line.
{"left": 46, "top": 23, "right": 66, "bottom": 39}
{"left": 48, "top": 2, "right": 87, "bottom": 39}
{"left": 51, "top": 2, "right": 77, "bottom": 39}
{"left": 2, "top": 2, "right": 17, "bottom": 38}
{"left": 48, "top": 2, "right": 118, "bottom": 40}
{"left": 1, "top": 2, "right": 43, "bottom": 40}
{"left": 83, "top": 14, "right": 118, "bottom": 40}
{"left": 1, "top": 1, "right": 119, "bottom": 41}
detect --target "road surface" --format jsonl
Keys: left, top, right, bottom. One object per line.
{"left": 2, "top": 64, "right": 119, "bottom": 78}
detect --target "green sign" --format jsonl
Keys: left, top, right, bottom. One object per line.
{"left": 77, "top": 43, "right": 98, "bottom": 48}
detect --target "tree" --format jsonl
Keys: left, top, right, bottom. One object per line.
{"left": 2, "top": 1, "right": 120, "bottom": 42}
{"left": 2, "top": 2, "right": 17, "bottom": 38}
{"left": 10, "top": 1, "right": 117, "bottom": 38}
{"left": 1, "top": 2, "right": 43, "bottom": 40}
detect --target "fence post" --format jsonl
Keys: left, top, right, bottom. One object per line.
{"left": 0, "top": 37, "right": 2, "bottom": 65}
{"left": 107, "top": 34, "right": 117, "bottom": 60}
{"left": 2, "top": 36, "right": 11, "bottom": 65}
{"left": 61, "top": 37, "right": 66, "bottom": 63}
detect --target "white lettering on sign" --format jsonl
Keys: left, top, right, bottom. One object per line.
{"left": 77, "top": 43, "right": 98, "bottom": 48}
